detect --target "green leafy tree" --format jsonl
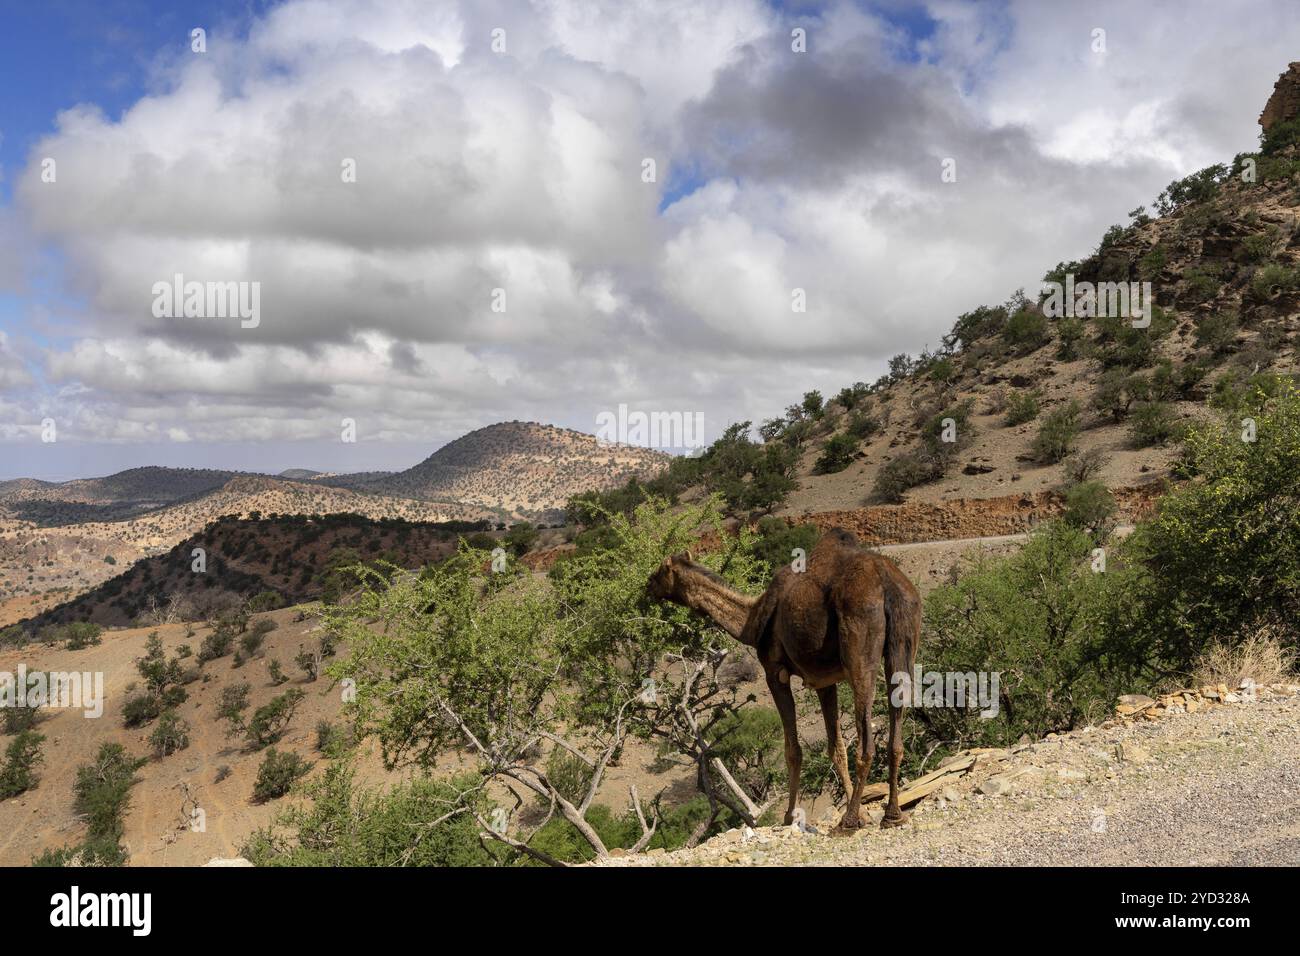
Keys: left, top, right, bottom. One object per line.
{"left": 329, "top": 497, "right": 767, "bottom": 864}
{"left": 246, "top": 689, "right": 306, "bottom": 749}
{"left": 814, "top": 433, "right": 858, "bottom": 474}
{"left": 150, "top": 710, "right": 191, "bottom": 758}
{"left": 243, "top": 762, "right": 495, "bottom": 866}
{"left": 922, "top": 523, "right": 1131, "bottom": 752}
{"left": 1120, "top": 381, "right": 1300, "bottom": 671}
{"left": 503, "top": 522, "right": 540, "bottom": 557}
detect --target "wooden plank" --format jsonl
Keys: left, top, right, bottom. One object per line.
{"left": 858, "top": 752, "right": 977, "bottom": 805}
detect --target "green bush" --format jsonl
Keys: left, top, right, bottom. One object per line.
{"left": 504, "top": 522, "right": 540, "bottom": 557}
{"left": 845, "top": 410, "right": 880, "bottom": 440}
{"left": 0, "top": 731, "right": 45, "bottom": 799}
{"left": 1138, "top": 244, "right": 1167, "bottom": 280}
{"left": 1179, "top": 267, "right": 1222, "bottom": 306}
{"left": 945, "top": 303, "right": 1008, "bottom": 352}
{"left": 1239, "top": 232, "right": 1278, "bottom": 264}
{"left": 1092, "top": 367, "right": 1139, "bottom": 422}
{"left": 1128, "top": 401, "right": 1183, "bottom": 448}
{"left": 525, "top": 797, "right": 725, "bottom": 865}
{"left": 149, "top": 710, "right": 191, "bottom": 758}
{"left": 835, "top": 382, "right": 871, "bottom": 410}
{"left": 253, "top": 748, "right": 312, "bottom": 802}
{"left": 1119, "top": 380, "right": 1300, "bottom": 671}
{"left": 1004, "top": 391, "right": 1040, "bottom": 426}
{"left": 920, "top": 523, "right": 1131, "bottom": 753}
{"left": 62, "top": 622, "right": 103, "bottom": 650}
{"left": 709, "top": 707, "right": 786, "bottom": 802}
{"left": 1054, "top": 317, "right": 1088, "bottom": 361}
{"left": 1, "top": 703, "right": 42, "bottom": 735}
{"left": 750, "top": 518, "right": 820, "bottom": 576}
{"left": 198, "top": 625, "right": 236, "bottom": 662}
{"left": 871, "top": 451, "right": 939, "bottom": 503}
{"left": 1032, "top": 401, "right": 1082, "bottom": 463}
{"left": 1061, "top": 481, "right": 1117, "bottom": 538}
{"left": 122, "top": 632, "right": 188, "bottom": 726}
{"left": 216, "top": 682, "right": 251, "bottom": 736}
{"left": 1154, "top": 163, "right": 1227, "bottom": 215}
{"left": 929, "top": 356, "right": 957, "bottom": 382}
{"left": 246, "top": 689, "right": 306, "bottom": 748}
{"left": 35, "top": 743, "right": 148, "bottom": 865}
{"left": 1002, "top": 307, "right": 1050, "bottom": 353}
{"left": 243, "top": 763, "right": 495, "bottom": 866}
{"left": 1250, "top": 263, "right": 1300, "bottom": 299}
{"left": 814, "top": 433, "right": 858, "bottom": 474}
{"left": 247, "top": 591, "right": 284, "bottom": 612}
{"left": 1260, "top": 116, "right": 1300, "bottom": 156}
{"left": 240, "top": 619, "right": 276, "bottom": 657}
{"left": 122, "top": 693, "right": 163, "bottom": 728}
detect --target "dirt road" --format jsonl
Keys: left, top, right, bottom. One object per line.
{"left": 599, "top": 690, "right": 1300, "bottom": 867}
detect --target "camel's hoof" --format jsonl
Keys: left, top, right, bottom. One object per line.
{"left": 880, "top": 811, "right": 910, "bottom": 830}
{"left": 832, "top": 815, "right": 863, "bottom": 835}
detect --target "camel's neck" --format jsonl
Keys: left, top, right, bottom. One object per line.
{"left": 673, "top": 564, "right": 758, "bottom": 642}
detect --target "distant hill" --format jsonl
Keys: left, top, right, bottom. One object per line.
{"left": 316, "top": 421, "right": 669, "bottom": 519}
{"left": 0, "top": 467, "right": 247, "bottom": 525}
{"left": 0, "top": 477, "right": 498, "bottom": 611}
{"left": 17, "top": 511, "right": 493, "bottom": 630}
{"left": 278, "top": 468, "right": 323, "bottom": 480}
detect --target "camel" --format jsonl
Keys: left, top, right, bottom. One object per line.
{"left": 646, "top": 528, "right": 921, "bottom": 831}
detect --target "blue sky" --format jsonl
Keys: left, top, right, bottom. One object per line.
{"left": 0, "top": 0, "right": 1295, "bottom": 481}
{"left": 0, "top": 0, "right": 274, "bottom": 367}
{"left": 0, "top": 1, "right": 274, "bottom": 202}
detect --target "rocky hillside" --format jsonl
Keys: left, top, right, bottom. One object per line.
{"left": 319, "top": 421, "right": 669, "bottom": 519}
{"left": 633, "top": 94, "right": 1300, "bottom": 523}
{"left": 0, "top": 477, "right": 496, "bottom": 614}
{"left": 16, "top": 511, "right": 490, "bottom": 630}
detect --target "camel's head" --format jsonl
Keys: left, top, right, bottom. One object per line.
{"left": 647, "top": 550, "right": 693, "bottom": 601}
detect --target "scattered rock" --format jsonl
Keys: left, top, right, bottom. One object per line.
{"left": 1118, "top": 744, "right": 1151, "bottom": 764}
{"left": 978, "top": 774, "right": 1016, "bottom": 796}
{"left": 1118, "top": 694, "right": 1155, "bottom": 708}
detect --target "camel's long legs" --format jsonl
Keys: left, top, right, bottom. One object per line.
{"left": 837, "top": 600, "right": 886, "bottom": 830}
{"left": 766, "top": 669, "right": 802, "bottom": 826}
{"left": 881, "top": 697, "right": 908, "bottom": 826}
{"left": 817, "top": 684, "right": 853, "bottom": 803}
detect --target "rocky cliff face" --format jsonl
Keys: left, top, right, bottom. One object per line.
{"left": 1260, "top": 61, "right": 1300, "bottom": 132}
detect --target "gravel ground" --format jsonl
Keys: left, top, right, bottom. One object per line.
{"left": 597, "top": 691, "right": 1300, "bottom": 867}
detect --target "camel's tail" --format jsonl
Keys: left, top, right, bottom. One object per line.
{"left": 881, "top": 570, "right": 922, "bottom": 704}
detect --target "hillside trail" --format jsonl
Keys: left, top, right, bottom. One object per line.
{"left": 872, "top": 524, "right": 1134, "bottom": 554}
{"left": 597, "top": 690, "right": 1300, "bottom": 867}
